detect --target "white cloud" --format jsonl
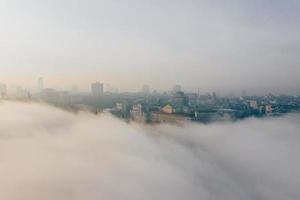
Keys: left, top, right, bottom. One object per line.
{"left": 0, "top": 101, "right": 299, "bottom": 200}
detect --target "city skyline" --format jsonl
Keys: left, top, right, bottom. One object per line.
{"left": 1, "top": 77, "right": 299, "bottom": 96}
{"left": 0, "top": 1, "right": 300, "bottom": 199}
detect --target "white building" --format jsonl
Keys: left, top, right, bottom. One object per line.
{"left": 249, "top": 100, "right": 258, "bottom": 109}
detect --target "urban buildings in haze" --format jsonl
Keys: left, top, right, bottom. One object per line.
{"left": 37, "top": 77, "right": 44, "bottom": 92}
{"left": 91, "top": 82, "right": 104, "bottom": 96}
{"left": 72, "top": 85, "right": 79, "bottom": 94}
{"left": 1, "top": 79, "right": 299, "bottom": 124}
{"left": 173, "top": 85, "right": 182, "bottom": 93}
{"left": 141, "top": 85, "right": 150, "bottom": 94}
{"left": 1, "top": 78, "right": 299, "bottom": 124}
{"left": 0, "top": 83, "right": 7, "bottom": 97}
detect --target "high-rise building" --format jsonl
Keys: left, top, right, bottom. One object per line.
{"left": 37, "top": 77, "right": 44, "bottom": 92}
{"left": 172, "top": 91, "right": 188, "bottom": 107}
{"left": 141, "top": 85, "right": 150, "bottom": 94}
{"left": 91, "top": 82, "right": 104, "bottom": 96}
{"left": 241, "top": 90, "right": 247, "bottom": 97}
{"left": 0, "top": 83, "right": 7, "bottom": 97}
{"left": 72, "top": 85, "right": 79, "bottom": 94}
{"left": 173, "top": 85, "right": 182, "bottom": 93}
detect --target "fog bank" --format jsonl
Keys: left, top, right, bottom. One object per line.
{"left": 0, "top": 101, "right": 299, "bottom": 200}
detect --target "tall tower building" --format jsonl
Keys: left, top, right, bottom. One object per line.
{"left": 173, "top": 85, "right": 182, "bottom": 93}
{"left": 141, "top": 85, "right": 150, "bottom": 94}
{"left": 0, "top": 83, "right": 7, "bottom": 97}
{"left": 91, "top": 82, "right": 104, "bottom": 96}
{"left": 72, "top": 85, "right": 79, "bottom": 94}
{"left": 37, "top": 77, "right": 44, "bottom": 92}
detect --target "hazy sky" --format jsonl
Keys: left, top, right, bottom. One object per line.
{"left": 0, "top": 0, "right": 299, "bottom": 93}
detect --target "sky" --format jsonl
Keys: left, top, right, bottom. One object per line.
{"left": 0, "top": 101, "right": 300, "bottom": 200}
{"left": 0, "top": 0, "right": 299, "bottom": 94}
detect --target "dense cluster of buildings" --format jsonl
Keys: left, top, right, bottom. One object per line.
{"left": 111, "top": 90, "right": 300, "bottom": 124}
{"left": 1, "top": 79, "right": 299, "bottom": 124}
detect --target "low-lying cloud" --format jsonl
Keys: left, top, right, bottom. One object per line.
{"left": 0, "top": 101, "right": 299, "bottom": 200}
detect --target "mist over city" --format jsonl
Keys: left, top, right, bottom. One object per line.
{"left": 0, "top": 101, "right": 299, "bottom": 200}
{"left": 1, "top": 0, "right": 300, "bottom": 200}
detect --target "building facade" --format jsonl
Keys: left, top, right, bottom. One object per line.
{"left": 91, "top": 82, "right": 104, "bottom": 96}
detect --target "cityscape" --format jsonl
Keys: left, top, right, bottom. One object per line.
{"left": 1, "top": 78, "right": 299, "bottom": 124}
{"left": 1, "top": 0, "right": 300, "bottom": 200}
